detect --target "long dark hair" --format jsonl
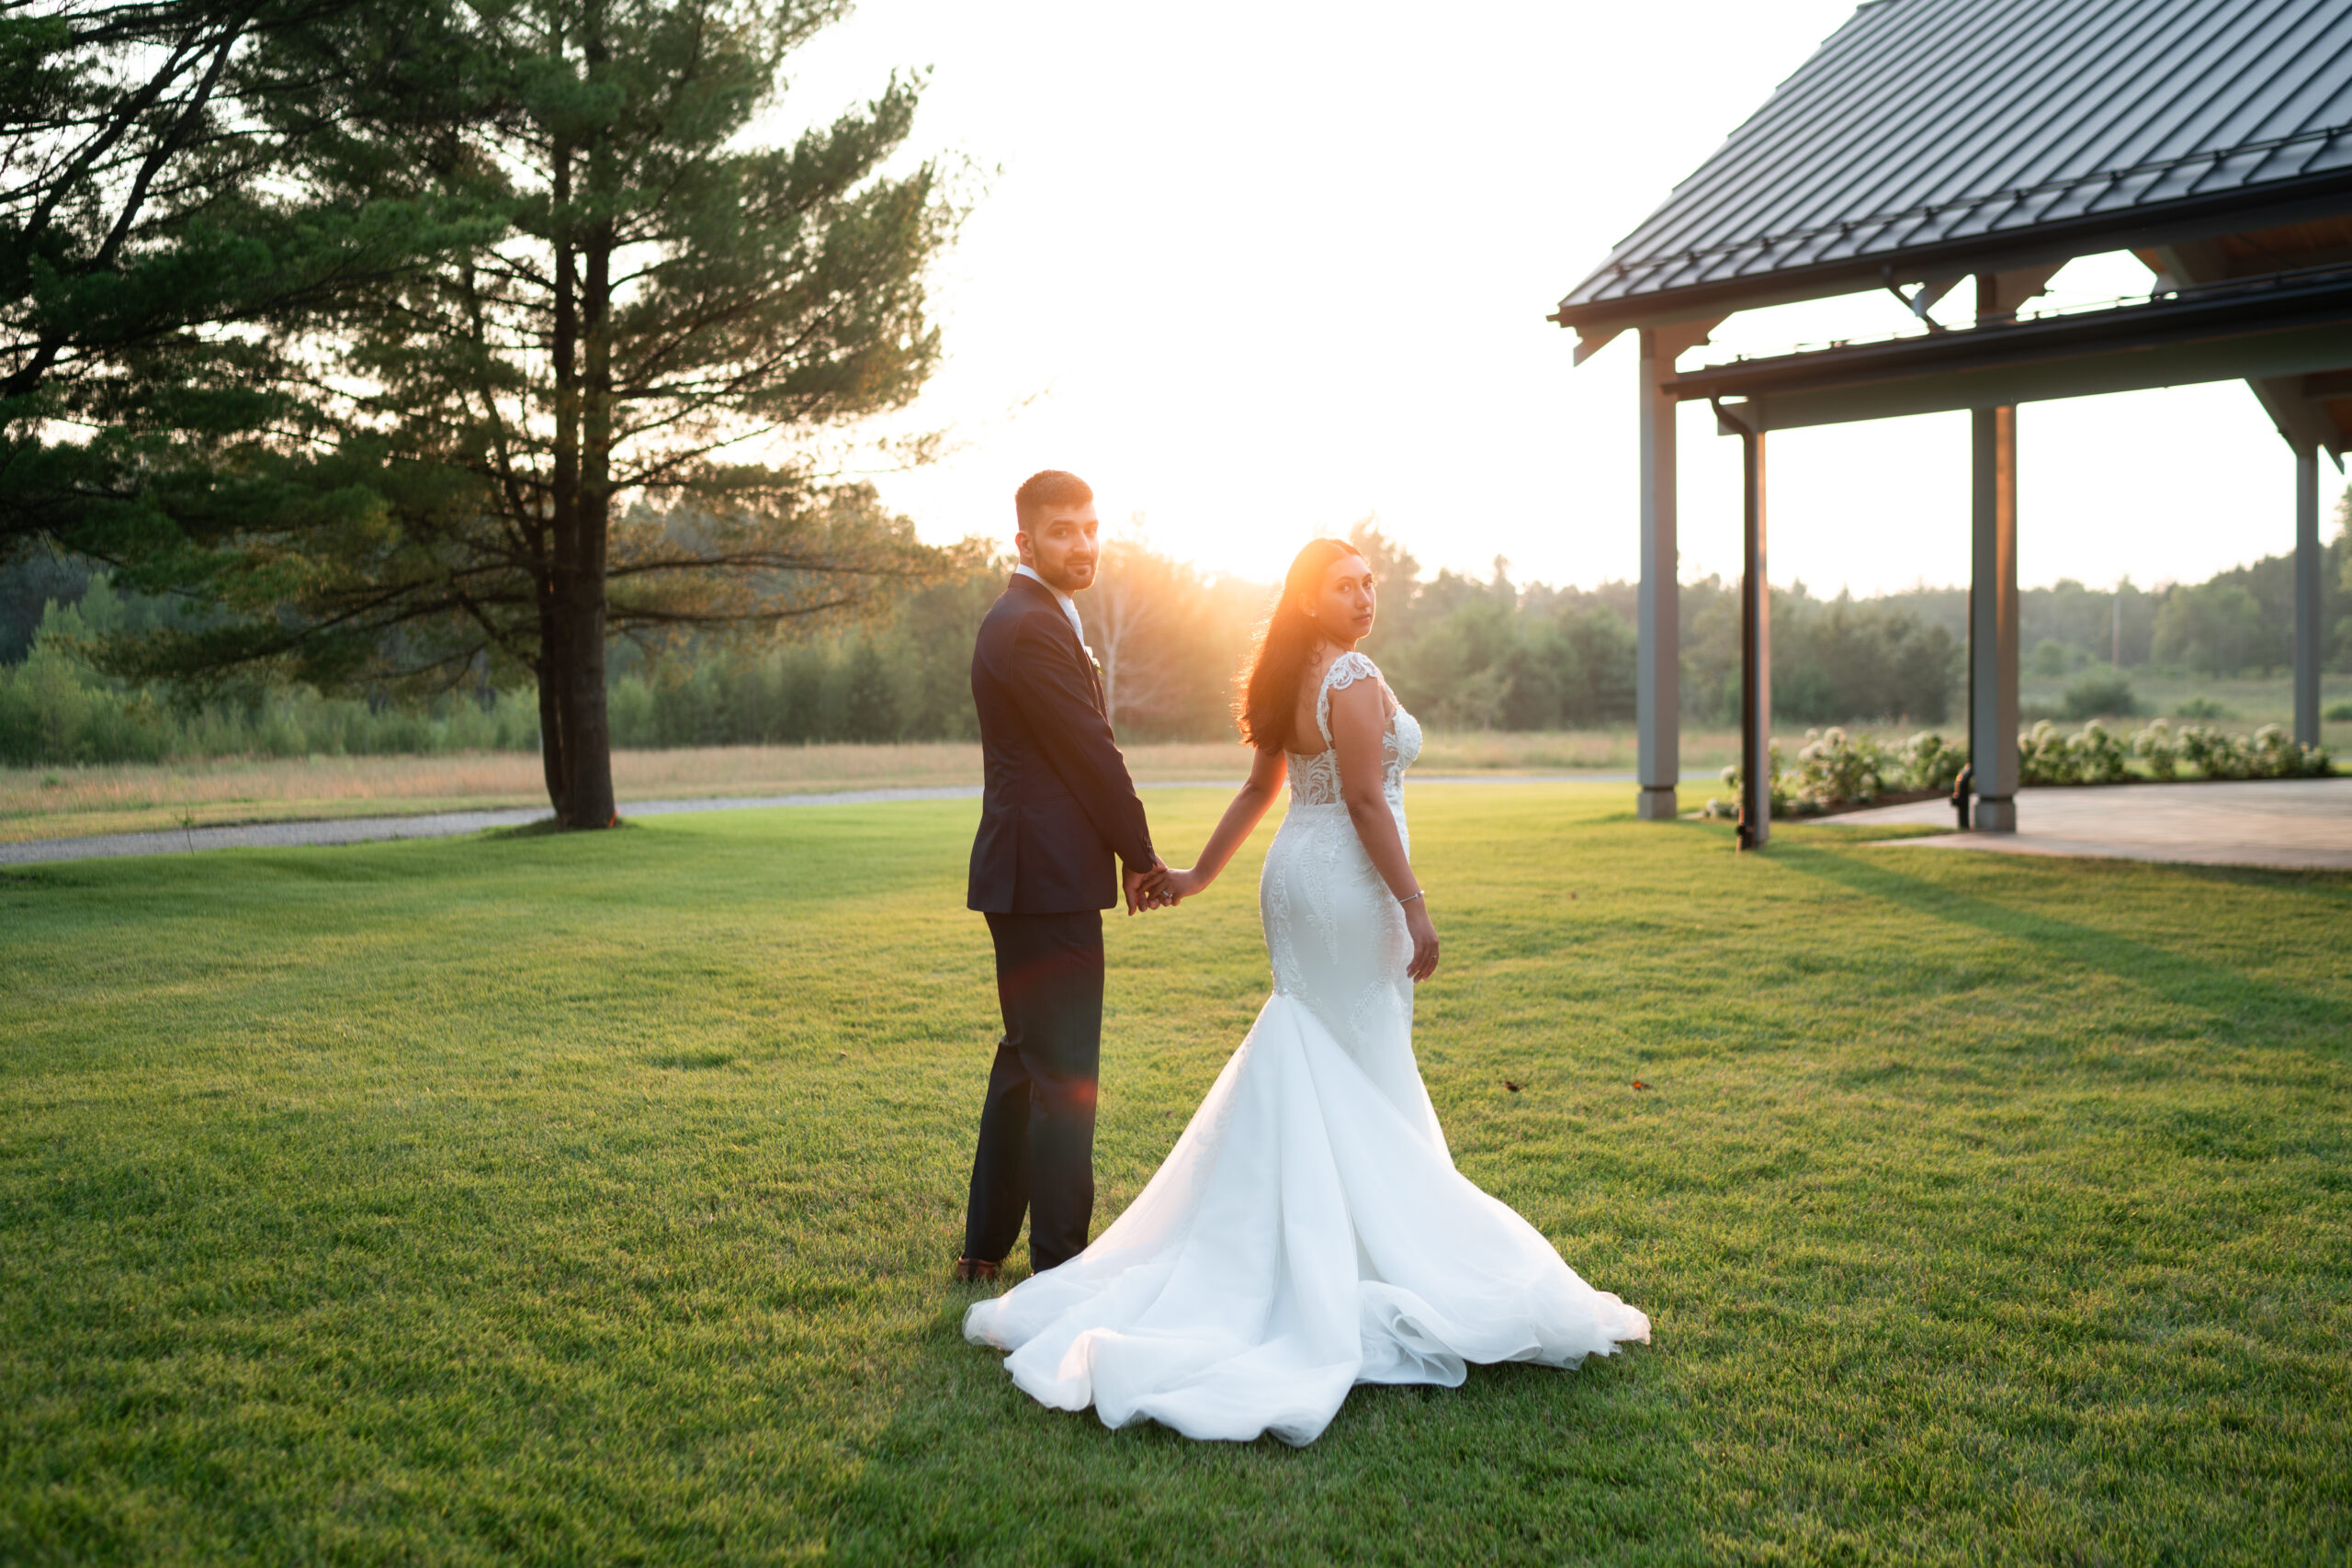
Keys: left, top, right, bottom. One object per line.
{"left": 1236, "top": 537, "right": 1366, "bottom": 751}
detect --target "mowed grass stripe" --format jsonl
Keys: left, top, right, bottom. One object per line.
{"left": 1, "top": 784, "right": 2346, "bottom": 1565}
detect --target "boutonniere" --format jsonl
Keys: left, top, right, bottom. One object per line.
{"left": 1083, "top": 645, "right": 1103, "bottom": 678}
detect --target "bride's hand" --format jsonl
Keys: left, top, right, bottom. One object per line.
{"left": 1157, "top": 867, "right": 1206, "bottom": 905}
{"left": 1404, "top": 901, "right": 1440, "bottom": 981}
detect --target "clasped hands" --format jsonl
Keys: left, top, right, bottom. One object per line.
{"left": 1123, "top": 857, "right": 1203, "bottom": 916}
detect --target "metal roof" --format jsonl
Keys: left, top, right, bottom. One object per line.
{"left": 1555, "top": 0, "right": 2352, "bottom": 331}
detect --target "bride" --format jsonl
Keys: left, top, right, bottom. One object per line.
{"left": 962, "top": 536, "right": 1649, "bottom": 1446}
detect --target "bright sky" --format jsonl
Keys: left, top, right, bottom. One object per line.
{"left": 773, "top": 0, "right": 2326, "bottom": 597}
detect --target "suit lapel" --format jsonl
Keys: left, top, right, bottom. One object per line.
{"left": 1010, "top": 573, "right": 1109, "bottom": 719}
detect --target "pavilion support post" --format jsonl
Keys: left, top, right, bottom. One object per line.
{"left": 2294, "top": 441, "right": 2321, "bottom": 747}
{"left": 1636, "top": 327, "right": 1680, "bottom": 820}
{"left": 1735, "top": 415, "right": 1770, "bottom": 851}
{"left": 1969, "top": 404, "right": 2019, "bottom": 832}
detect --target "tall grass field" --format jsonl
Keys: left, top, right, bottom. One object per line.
{"left": 2, "top": 784, "right": 2346, "bottom": 1563}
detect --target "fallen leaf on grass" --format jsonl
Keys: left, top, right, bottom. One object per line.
{"left": 1632, "top": 1080, "right": 1649, "bottom": 1090}
{"left": 1503, "top": 1080, "right": 1522, "bottom": 1093}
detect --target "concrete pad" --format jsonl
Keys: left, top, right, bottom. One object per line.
{"left": 1820, "top": 777, "right": 2352, "bottom": 872}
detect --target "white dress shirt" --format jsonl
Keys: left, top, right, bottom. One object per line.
{"left": 1013, "top": 564, "right": 1090, "bottom": 651}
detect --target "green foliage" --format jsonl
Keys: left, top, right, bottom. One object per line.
{"left": 2062, "top": 671, "right": 2140, "bottom": 719}
{"left": 1086, "top": 536, "right": 1269, "bottom": 740}
{"left": 1683, "top": 581, "right": 1959, "bottom": 727}
{"left": 2020, "top": 717, "right": 2132, "bottom": 784}
{"left": 2153, "top": 580, "right": 2269, "bottom": 677}
{"left": 2176, "top": 695, "right": 2233, "bottom": 719}
{"left": 1898, "top": 728, "right": 1970, "bottom": 795}
{"left": 1366, "top": 543, "right": 1951, "bottom": 736}
{"left": 2170, "top": 723, "right": 2335, "bottom": 782}
{"left": 0, "top": 572, "right": 537, "bottom": 765}
{"left": 2133, "top": 718, "right": 2183, "bottom": 780}
{"left": 2026, "top": 718, "right": 2332, "bottom": 784}
{"left": 4, "top": 791, "right": 2348, "bottom": 1562}
{"left": 1707, "top": 727, "right": 1963, "bottom": 818}
{"left": 2327, "top": 701, "right": 2352, "bottom": 722}
{"left": 1790, "top": 725, "right": 1888, "bottom": 809}
{"left": 1704, "top": 710, "right": 2336, "bottom": 816}
{"left": 1880, "top": 499, "right": 2352, "bottom": 679}
{"left": 0, "top": 0, "right": 514, "bottom": 627}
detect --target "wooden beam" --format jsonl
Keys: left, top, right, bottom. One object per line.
{"left": 1730, "top": 407, "right": 1770, "bottom": 852}
{"left": 1724, "top": 320, "right": 2352, "bottom": 432}
{"left": 1969, "top": 405, "right": 2019, "bottom": 833}
{"left": 1634, "top": 319, "right": 1719, "bottom": 821}
{"left": 2297, "top": 445, "right": 2323, "bottom": 747}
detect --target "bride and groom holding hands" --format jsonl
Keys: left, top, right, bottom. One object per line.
{"left": 955, "top": 468, "right": 1647, "bottom": 1447}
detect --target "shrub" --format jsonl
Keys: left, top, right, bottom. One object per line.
{"left": 1700, "top": 713, "right": 2329, "bottom": 822}
{"left": 2018, "top": 720, "right": 2073, "bottom": 784}
{"left": 1898, "top": 730, "right": 1967, "bottom": 795}
{"left": 2245, "top": 724, "right": 2334, "bottom": 779}
{"left": 1785, "top": 727, "right": 1886, "bottom": 814}
{"left": 1704, "top": 728, "right": 1971, "bottom": 818}
{"left": 2061, "top": 672, "right": 2138, "bottom": 720}
{"left": 2171, "top": 723, "right": 2332, "bottom": 781}
{"left": 2175, "top": 725, "right": 2248, "bottom": 780}
{"left": 2072, "top": 720, "right": 2132, "bottom": 784}
{"left": 2324, "top": 701, "right": 2352, "bottom": 722}
{"left": 2018, "top": 718, "right": 2130, "bottom": 784}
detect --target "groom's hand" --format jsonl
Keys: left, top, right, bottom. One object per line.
{"left": 1125, "top": 856, "right": 1175, "bottom": 915}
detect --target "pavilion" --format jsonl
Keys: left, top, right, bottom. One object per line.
{"left": 1553, "top": 0, "right": 2352, "bottom": 846}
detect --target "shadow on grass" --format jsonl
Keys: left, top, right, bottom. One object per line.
{"left": 481, "top": 816, "right": 661, "bottom": 840}
{"left": 1779, "top": 843, "right": 2346, "bottom": 1048}
{"left": 2167, "top": 859, "right": 2352, "bottom": 910}
{"left": 827, "top": 1295, "right": 1698, "bottom": 1568}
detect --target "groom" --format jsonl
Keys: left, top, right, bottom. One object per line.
{"left": 956, "top": 469, "right": 1168, "bottom": 1284}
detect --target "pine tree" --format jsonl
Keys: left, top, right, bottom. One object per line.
{"left": 0, "top": 1, "right": 474, "bottom": 559}
{"left": 93, "top": 0, "right": 953, "bottom": 826}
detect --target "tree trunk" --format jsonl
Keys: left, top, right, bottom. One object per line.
{"left": 536, "top": 628, "right": 569, "bottom": 819}
{"left": 533, "top": 111, "right": 617, "bottom": 831}
{"left": 555, "top": 11, "right": 620, "bottom": 831}
{"left": 547, "top": 569, "right": 615, "bottom": 827}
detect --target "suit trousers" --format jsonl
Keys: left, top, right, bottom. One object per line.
{"left": 965, "top": 909, "right": 1103, "bottom": 1272}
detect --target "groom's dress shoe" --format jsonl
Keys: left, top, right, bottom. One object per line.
{"left": 953, "top": 1257, "right": 1001, "bottom": 1283}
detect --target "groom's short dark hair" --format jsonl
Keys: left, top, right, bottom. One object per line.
{"left": 1015, "top": 470, "right": 1092, "bottom": 531}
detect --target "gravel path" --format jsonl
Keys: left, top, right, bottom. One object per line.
{"left": 2, "top": 774, "right": 1633, "bottom": 866}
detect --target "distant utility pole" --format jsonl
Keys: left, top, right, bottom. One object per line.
{"left": 2112, "top": 592, "right": 2121, "bottom": 668}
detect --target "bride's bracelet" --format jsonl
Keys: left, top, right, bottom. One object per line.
{"left": 1398, "top": 890, "right": 1424, "bottom": 907}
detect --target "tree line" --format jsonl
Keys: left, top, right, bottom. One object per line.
{"left": 15, "top": 504, "right": 2343, "bottom": 765}
{"left": 9, "top": 5, "right": 2348, "bottom": 796}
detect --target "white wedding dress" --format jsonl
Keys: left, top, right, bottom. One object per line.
{"left": 963, "top": 652, "right": 1649, "bottom": 1446}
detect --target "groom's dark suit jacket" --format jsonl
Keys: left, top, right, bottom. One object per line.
{"left": 967, "top": 573, "right": 1154, "bottom": 913}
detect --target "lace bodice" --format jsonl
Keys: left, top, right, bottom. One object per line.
{"left": 1285, "top": 651, "right": 1422, "bottom": 807}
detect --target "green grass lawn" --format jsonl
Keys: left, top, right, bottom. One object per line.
{"left": 3, "top": 784, "right": 2347, "bottom": 1565}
